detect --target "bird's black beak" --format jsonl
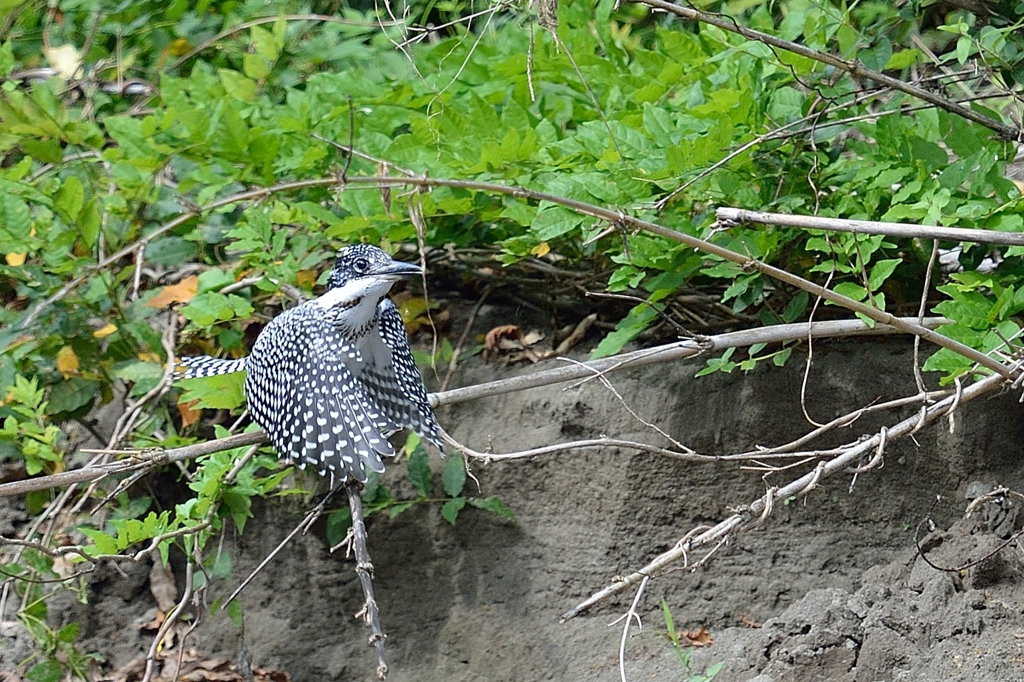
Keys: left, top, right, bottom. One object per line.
{"left": 374, "top": 259, "right": 423, "bottom": 279}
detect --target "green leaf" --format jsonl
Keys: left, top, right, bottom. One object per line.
{"left": 78, "top": 198, "right": 101, "bottom": 248}
{"left": 56, "top": 622, "right": 79, "bottom": 643}
{"left": 54, "top": 176, "right": 84, "bottom": 223}
{"left": 45, "top": 378, "right": 98, "bottom": 416}
{"left": 832, "top": 282, "right": 867, "bottom": 302}
{"left": 178, "top": 373, "right": 245, "bottom": 410}
{"left": 251, "top": 26, "right": 279, "bottom": 61}
{"left": 226, "top": 599, "right": 244, "bottom": 628}
{"left": 243, "top": 54, "right": 270, "bottom": 80}
{"left": 407, "top": 449, "right": 432, "bottom": 497}
{"left": 180, "top": 292, "right": 251, "bottom": 327}
{"left": 0, "top": 194, "right": 30, "bottom": 241}
{"left": 591, "top": 302, "right": 661, "bottom": 359}
{"left": 219, "top": 69, "right": 257, "bottom": 101}
{"left": 868, "top": 258, "right": 902, "bottom": 292}
{"left": 26, "top": 659, "right": 63, "bottom": 682}
{"left": 146, "top": 236, "right": 198, "bottom": 266}
{"left": 468, "top": 496, "right": 515, "bottom": 521}
{"left": 442, "top": 455, "right": 467, "bottom": 497}
{"left": 773, "top": 347, "right": 792, "bottom": 367}
{"left": 532, "top": 205, "right": 585, "bottom": 241}
{"left": 695, "top": 347, "right": 736, "bottom": 377}
{"left": 440, "top": 496, "right": 466, "bottom": 525}
{"left": 80, "top": 527, "right": 119, "bottom": 556}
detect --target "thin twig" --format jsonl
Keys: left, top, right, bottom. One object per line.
{"left": 615, "top": 575, "right": 649, "bottom": 682}
{"left": 441, "top": 285, "right": 492, "bottom": 391}
{"left": 446, "top": 432, "right": 708, "bottom": 463}
{"left": 221, "top": 494, "right": 330, "bottom": 609}
{"left": 914, "top": 240, "right": 941, "bottom": 395}
{"left": 141, "top": 541, "right": 196, "bottom": 682}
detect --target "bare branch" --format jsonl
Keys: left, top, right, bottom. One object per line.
{"left": 435, "top": 316, "right": 949, "bottom": 407}
{"left": 342, "top": 482, "right": 389, "bottom": 680}
{"left": 716, "top": 208, "right": 1024, "bottom": 247}
{"left": 0, "top": 318, "right": 949, "bottom": 500}
{"left": 0, "top": 432, "right": 266, "bottom": 498}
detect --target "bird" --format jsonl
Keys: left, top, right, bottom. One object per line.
{"left": 175, "top": 244, "right": 443, "bottom": 486}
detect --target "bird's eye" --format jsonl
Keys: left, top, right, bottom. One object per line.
{"left": 354, "top": 258, "right": 370, "bottom": 273}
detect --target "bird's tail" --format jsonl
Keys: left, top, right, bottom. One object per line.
{"left": 174, "top": 356, "right": 248, "bottom": 380}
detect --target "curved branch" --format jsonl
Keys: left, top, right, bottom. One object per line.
{"left": 0, "top": 317, "right": 946, "bottom": 499}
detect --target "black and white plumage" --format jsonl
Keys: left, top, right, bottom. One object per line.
{"left": 175, "top": 244, "right": 443, "bottom": 485}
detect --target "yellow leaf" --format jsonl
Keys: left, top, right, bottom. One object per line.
{"left": 138, "top": 352, "right": 161, "bottom": 364}
{"left": 56, "top": 346, "right": 80, "bottom": 375}
{"left": 145, "top": 275, "right": 199, "bottom": 309}
{"left": 5, "top": 253, "right": 26, "bottom": 266}
{"left": 92, "top": 323, "right": 118, "bottom": 339}
{"left": 296, "top": 269, "right": 317, "bottom": 289}
{"left": 43, "top": 44, "right": 83, "bottom": 79}
{"left": 398, "top": 297, "right": 430, "bottom": 324}
{"left": 168, "top": 37, "right": 192, "bottom": 57}
{"left": 530, "top": 241, "right": 551, "bottom": 257}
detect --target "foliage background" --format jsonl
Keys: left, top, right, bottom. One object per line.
{"left": 1, "top": 0, "right": 1023, "bottom": 677}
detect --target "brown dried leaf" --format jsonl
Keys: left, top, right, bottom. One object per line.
{"left": 139, "top": 609, "right": 165, "bottom": 631}
{"left": 483, "top": 325, "right": 525, "bottom": 362}
{"left": 254, "top": 668, "right": 291, "bottom": 682}
{"left": 145, "top": 275, "right": 199, "bottom": 309}
{"left": 681, "top": 626, "right": 713, "bottom": 647}
{"left": 178, "top": 399, "right": 201, "bottom": 428}
{"left": 150, "top": 559, "right": 178, "bottom": 612}
{"left": 485, "top": 325, "right": 524, "bottom": 349}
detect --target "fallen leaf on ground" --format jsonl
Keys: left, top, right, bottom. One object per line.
{"left": 681, "top": 626, "right": 713, "bottom": 647}
{"left": 149, "top": 559, "right": 178, "bottom": 612}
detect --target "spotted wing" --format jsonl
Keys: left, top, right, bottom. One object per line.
{"left": 358, "top": 299, "right": 443, "bottom": 450}
{"left": 245, "top": 303, "right": 398, "bottom": 485}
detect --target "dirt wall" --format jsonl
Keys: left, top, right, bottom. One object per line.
{"left": 9, "top": 336, "right": 1024, "bottom": 681}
